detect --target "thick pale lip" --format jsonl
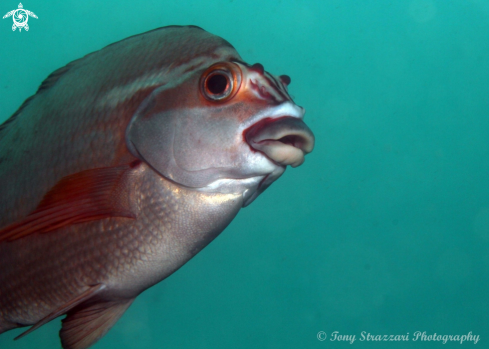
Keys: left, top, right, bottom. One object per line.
{"left": 245, "top": 117, "right": 315, "bottom": 167}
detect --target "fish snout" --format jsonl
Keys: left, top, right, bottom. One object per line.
{"left": 245, "top": 117, "right": 315, "bottom": 167}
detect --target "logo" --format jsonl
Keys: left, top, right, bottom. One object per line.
{"left": 3, "top": 3, "right": 37, "bottom": 32}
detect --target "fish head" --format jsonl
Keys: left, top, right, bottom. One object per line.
{"left": 126, "top": 55, "right": 314, "bottom": 206}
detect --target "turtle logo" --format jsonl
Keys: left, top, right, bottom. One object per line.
{"left": 3, "top": 3, "right": 37, "bottom": 32}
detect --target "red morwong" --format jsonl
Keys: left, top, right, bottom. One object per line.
{"left": 0, "top": 25, "right": 314, "bottom": 349}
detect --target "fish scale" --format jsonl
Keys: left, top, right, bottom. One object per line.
{"left": 0, "top": 165, "right": 241, "bottom": 317}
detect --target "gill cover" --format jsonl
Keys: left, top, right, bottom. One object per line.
{"left": 126, "top": 61, "right": 255, "bottom": 188}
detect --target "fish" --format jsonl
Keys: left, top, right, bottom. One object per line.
{"left": 0, "top": 25, "right": 314, "bottom": 349}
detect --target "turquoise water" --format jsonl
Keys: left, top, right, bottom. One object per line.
{"left": 1, "top": 0, "right": 488, "bottom": 348}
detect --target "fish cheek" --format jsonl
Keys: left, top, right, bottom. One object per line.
{"left": 173, "top": 108, "right": 240, "bottom": 168}
{"left": 126, "top": 106, "right": 176, "bottom": 182}
{"left": 169, "top": 101, "right": 273, "bottom": 179}
{"left": 127, "top": 87, "right": 262, "bottom": 188}
{"left": 126, "top": 105, "right": 235, "bottom": 188}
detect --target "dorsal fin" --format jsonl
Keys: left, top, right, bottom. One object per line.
{"left": 0, "top": 95, "right": 34, "bottom": 134}
{"left": 37, "top": 62, "right": 79, "bottom": 92}
{"left": 0, "top": 56, "right": 86, "bottom": 137}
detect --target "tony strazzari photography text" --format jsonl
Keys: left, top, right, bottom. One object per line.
{"left": 322, "top": 331, "right": 480, "bottom": 344}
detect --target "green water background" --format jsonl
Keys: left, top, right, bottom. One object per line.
{"left": 1, "top": 0, "right": 488, "bottom": 348}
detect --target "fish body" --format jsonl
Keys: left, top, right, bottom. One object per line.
{"left": 0, "top": 26, "right": 314, "bottom": 348}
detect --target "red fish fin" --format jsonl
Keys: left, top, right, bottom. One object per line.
{"left": 0, "top": 162, "right": 141, "bottom": 242}
{"left": 14, "top": 284, "right": 106, "bottom": 340}
{"left": 60, "top": 299, "right": 134, "bottom": 349}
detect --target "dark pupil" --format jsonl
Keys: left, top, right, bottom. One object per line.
{"left": 207, "top": 74, "right": 228, "bottom": 95}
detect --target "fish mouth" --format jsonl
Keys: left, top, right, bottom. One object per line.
{"left": 245, "top": 116, "right": 315, "bottom": 167}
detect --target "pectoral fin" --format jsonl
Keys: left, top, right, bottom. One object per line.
{"left": 0, "top": 161, "right": 141, "bottom": 242}
{"left": 60, "top": 299, "right": 134, "bottom": 349}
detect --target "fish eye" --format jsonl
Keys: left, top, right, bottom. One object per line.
{"left": 200, "top": 62, "right": 241, "bottom": 102}
{"left": 206, "top": 71, "right": 231, "bottom": 96}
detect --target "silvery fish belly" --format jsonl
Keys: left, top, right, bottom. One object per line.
{"left": 0, "top": 26, "right": 314, "bottom": 349}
